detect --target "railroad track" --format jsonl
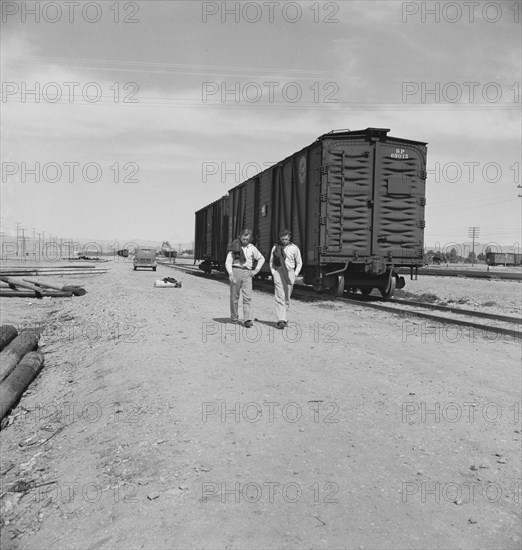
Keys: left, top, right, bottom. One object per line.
{"left": 397, "top": 267, "right": 522, "bottom": 281}
{"left": 335, "top": 294, "right": 520, "bottom": 340}
{"left": 158, "top": 262, "right": 521, "bottom": 340}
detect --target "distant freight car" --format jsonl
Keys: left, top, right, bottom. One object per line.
{"left": 195, "top": 196, "right": 229, "bottom": 274}
{"left": 195, "top": 128, "right": 428, "bottom": 298}
{"left": 486, "top": 252, "right": 522, "bottom": 266}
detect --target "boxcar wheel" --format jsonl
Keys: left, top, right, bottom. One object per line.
{"left": 334, "top": 274, "right": 345, "bottom": 297}
{"left": 380, "top": 276, "right": 396, "bottom": 299}
{"left": 360, "top": 287, "right": 372, "bottom": 296}
{"left": 133, "top": 267, "right": 137, "bottom": 271}
{"left": 153, "top": 267, "right": 157, "bottom": 271}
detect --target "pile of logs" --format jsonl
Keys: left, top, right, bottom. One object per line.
{"left": 0, "top": 325, "right": 45, "bottom": 424}
{"left": 0, "top": 277, "right": 87, "bottom": 298}
{"left": 0, "top": 264, "right": 109, "bottom": 277}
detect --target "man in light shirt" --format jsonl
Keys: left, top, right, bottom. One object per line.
{"left": 225, "top": 228, "right": 265, "bottom": 327}
{"left": 269, "top": 229, "right": 303, "bottom": 329}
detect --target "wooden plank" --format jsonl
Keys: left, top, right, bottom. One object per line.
{"left": 0, "top": 270, "right": 108, "bottom": 276}
{"left": 0, "top": 276, "right": 44, "bottom": 297}
{"left": 0, "top": 289, "right": 73, "bottom": 298}
{"left": 0, "top": 264, "right": 97, "bottom": 269}
{"left": 22, "top": 279, "right": 87, "bottom": 296}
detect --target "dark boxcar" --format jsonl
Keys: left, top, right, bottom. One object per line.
{"left": 195, "top": 196, "right": 229, "bottom": 274}
{"left": 227, "top": 128, "right": 427, "bottom": 297}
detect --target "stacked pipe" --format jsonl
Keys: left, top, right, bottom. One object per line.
{"left": 0, "top": 264, "right": 108, "bottom": 277}
{"left": 0, "top": 325, "right": 45, "bottom": 424}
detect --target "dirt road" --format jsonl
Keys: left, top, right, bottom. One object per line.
{"left": 1, "top": 259, "right": 520, "bottom": 549}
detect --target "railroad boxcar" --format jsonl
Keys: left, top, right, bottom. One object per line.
{"left": 195, "top": 196, "right": 230, "bottom": 274}
{"left": 225, "top": 128, "right": 427, "bottom": 298}
{"left": 486, "top": 252, "right": 521, "bottom": 266}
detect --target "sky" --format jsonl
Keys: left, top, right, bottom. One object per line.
{"left": 1, "top": 0, "right": 521, "bottom": 252}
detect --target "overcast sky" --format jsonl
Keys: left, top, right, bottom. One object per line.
{"left": 1, "top": 0, "right": 521, "bottom": 250}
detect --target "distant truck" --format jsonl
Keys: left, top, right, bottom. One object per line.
{"left": 133, "top": 247, "right": 157, "bottom": 271}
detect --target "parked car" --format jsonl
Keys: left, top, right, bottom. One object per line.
{"left": 133, "top": 247, "right": 157, "bottom": 271}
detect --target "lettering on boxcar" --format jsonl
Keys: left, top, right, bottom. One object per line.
{"left": 391, "top": 148, "right": 409, "bottom": 159}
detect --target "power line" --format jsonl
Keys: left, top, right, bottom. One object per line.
{"left": 3, "top": 54, "right": 330, "bottom": 77}
{"left": 2, "top": 96, "right": 520, "bottom": 111}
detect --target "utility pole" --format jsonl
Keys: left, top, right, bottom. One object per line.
{"left": 15, "top": 222, "right": 21, "bottom": 257}
{"left": 37, "top": 232, "right": 42, "bottom": 261}
{"left": 468, "top": 226, "right": 480, "bottom": 266}
{"left": 21, "top": 228, "right": 26, "bottom": 260}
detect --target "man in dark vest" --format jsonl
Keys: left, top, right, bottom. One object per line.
{"left": 269, "top": 229, "right": 302, "bottom": 329}
{"left": 225, "top": 229, "right": 265, "bottom": 327}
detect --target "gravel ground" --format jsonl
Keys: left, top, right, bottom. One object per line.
{"left": 0, "top": 258, "right": 520, "bottom": 550}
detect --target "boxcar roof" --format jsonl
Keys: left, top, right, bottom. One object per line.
{"left": 317, "top": 127, "right": 428, "bottom": 146}
{"left": 195, "top": 194, "right": 229, "bottom": 214}
{"left": 226, "top": 127, "right": 428, "bottom": 195}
